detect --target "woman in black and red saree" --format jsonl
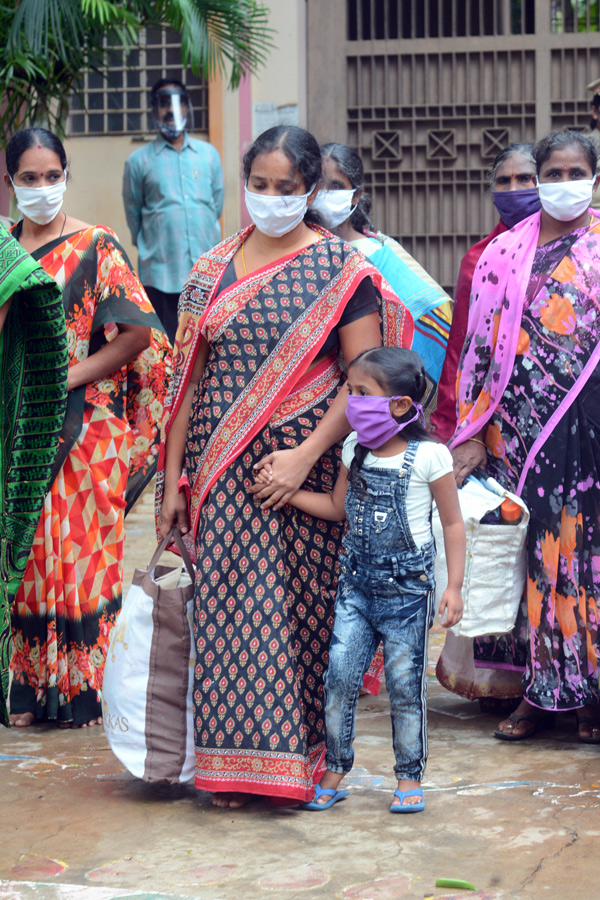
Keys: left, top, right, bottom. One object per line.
{"left": 158, "top": 126, "right": 413, "bottom": 808}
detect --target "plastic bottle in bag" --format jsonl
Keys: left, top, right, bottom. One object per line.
{"left": 500, "top": 499, "right": 522, "bottom": 525}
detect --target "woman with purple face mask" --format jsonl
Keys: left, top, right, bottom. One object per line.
{"left": 263, "top": 346, "right": 465, "bottom": 814}
{"left": 432, "top": 144, "right": 539, "bottom": 445}
{"left": 440, "top": 130, "right": 600, "bottom": 744}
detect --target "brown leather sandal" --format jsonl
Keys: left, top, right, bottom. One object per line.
{"left": 493, "top": 710, "right": 556, "bottom": 741}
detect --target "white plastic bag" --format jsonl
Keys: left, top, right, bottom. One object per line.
{"left": 102, "top": 529, "right": 195, "bottom": 783}
{"left": 432, "top": 473, "right": 529, "bottom": 637}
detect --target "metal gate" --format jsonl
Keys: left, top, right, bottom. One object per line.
{"left": 306, "top": 0, "right": 600, "bottom": 293}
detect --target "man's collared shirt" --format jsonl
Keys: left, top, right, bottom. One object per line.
{"left": 123, "top": 133, "right": 224, "bottom": 293}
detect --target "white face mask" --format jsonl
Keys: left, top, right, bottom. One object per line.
{"left": 311, "top": 189, "right": 355, "bottom": 229}
{"left": 244, "top": 185, "right": 313, "bottom": 238}
{"left": 536, "top": 177, "right": 595, "bottom": 222}
{"left": 10, "top": 174, "right": 67, "bottom": 226}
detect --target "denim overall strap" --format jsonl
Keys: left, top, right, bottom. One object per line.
{"left": 393, "top": 438, "right": 420, "bottom": 553}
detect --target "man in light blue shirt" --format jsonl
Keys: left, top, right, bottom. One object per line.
{"left": 123, "top": 79, "right": 224, "bottom": 343}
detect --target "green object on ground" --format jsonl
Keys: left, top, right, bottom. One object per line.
{"left": 435, "top": 877, "right": 477, "bottom": 890}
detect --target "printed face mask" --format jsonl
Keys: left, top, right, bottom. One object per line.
{"left": 535, "top": 177, "right": 595, "bottom": 222}
{"left": 311, "top": 189, "right": 355, "bottom": 229}
{"left": 346, "top": 394, "right": 423, "bottom": 450}
{"left": 244, "top": 185, "right": 313, "bottom": 238}
{"left": 10, "top": 175, "right": 67, "bottom": 226}
{"left": 492, "top": 188, "right": 541, "bottom": 228}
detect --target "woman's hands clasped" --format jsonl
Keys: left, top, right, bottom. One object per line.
{"left": 249, "top": 447, "right": 314, "bottom": 510}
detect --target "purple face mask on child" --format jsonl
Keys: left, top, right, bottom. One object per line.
{"left": 346, "top": 394, "right": 423, "bottom": 450}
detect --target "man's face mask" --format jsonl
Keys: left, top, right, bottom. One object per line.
{"left": 152, "top": 89, "right": 193, "bottom": 140}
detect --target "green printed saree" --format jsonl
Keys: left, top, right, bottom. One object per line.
{"left": 0, "top": 225, "right": 68, "bottom": 726}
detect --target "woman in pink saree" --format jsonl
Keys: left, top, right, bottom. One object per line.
{"left": 442, "top": 131, "right": 600, "bottom": 742}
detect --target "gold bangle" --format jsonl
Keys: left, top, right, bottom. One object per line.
{"left": 468, "top": 437, "right": 486, "bottom": 446}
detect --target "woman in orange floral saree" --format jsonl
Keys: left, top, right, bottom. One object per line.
{"left": 438, "top": 132, "right": 600, "bottom": 742}
{"left": 6, "top": 128, "right": 170, "bottom": 727}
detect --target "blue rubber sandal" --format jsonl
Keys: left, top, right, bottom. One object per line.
{"left": 301, "top": 784, "right": 349, "bottom": 811}
{"left": 390, "top": 787, "right": 424, "bottom": 813}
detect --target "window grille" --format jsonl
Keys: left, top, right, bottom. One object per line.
{"left": 320, "top": 0, "right": 600, "bottom": 292}
{"left": 346, "top": 48, "right": 538, "bottom": 291}
{"left": 551, "top": 46, "right": 600, "bottom": 128}
{"left": 346, "top": 0, "right": 535, "bottom": 40}
{"left": 68, "top": 27, "right": 208, "bottom": 138}
{"left": 551, "top": 0, "right": 600, "bottom": 32}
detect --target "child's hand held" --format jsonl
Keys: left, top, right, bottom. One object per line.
{"left": 438, "top": 587, "right": 463, "bottom": 629}
{"left": 252, "top": 466, "right": 273, "bottom": 485}
{"left": 252, "top": 457, "right": 274, "bottom": 483}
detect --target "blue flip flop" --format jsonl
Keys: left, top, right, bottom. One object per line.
{"left": 390, "top": 787, "right": 425, "bottom": 813}
{"left": 301, "top": 784, "right": 349, "bottom": 811}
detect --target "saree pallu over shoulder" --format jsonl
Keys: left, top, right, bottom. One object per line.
{"left": 450, "top": 213, "right": 540, "bottom": 453}
{"left": 25, "top": 224, "right": 171, "bottom": 509}
{"left": 451, "top": 211, "right": 600, "bottom": 479}
{"left": 157, "top": 224, "right": 413, "bottom": 552}
{"left": 431, "top": 221, "right": 508, "bottom": 443}
{"left": 0, "top": 226, "right": 68, "bottom": 726}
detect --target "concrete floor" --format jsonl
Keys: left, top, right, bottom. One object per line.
{"left": 1, "top": 488, "right": 598, "bottom": 900}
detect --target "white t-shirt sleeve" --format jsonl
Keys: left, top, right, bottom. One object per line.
{"left": 419, "top": 442, "right": 454, "bottom": 482}
{"left": 342, "top": 432, "right": 359, "bottom": 469}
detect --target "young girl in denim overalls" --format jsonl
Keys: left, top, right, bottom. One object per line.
{"left": 282, "top": 347, "right": 465, "bottom": 813}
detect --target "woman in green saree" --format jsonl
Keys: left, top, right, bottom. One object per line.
{"left": 0, "top": 223, "right": 69, "bottom": 726}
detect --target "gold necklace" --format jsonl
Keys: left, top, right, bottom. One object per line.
{"left": 241, "top": 240, "right": 247, "bottom": 275}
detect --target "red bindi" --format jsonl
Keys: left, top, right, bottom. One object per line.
{"left": 37, "top": 144, "right": 41, "bottom": 148}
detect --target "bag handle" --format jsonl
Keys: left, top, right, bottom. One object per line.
{"left": 147, "top": 528, "right": 195, "bottom": 582}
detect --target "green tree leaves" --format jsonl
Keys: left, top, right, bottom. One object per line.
{"left": 0, "top": 0, "right": 273, "bottom": 146}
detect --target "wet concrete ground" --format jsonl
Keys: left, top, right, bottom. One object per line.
{"left": 1, "top": 487, "right": 598, "bottom": 900}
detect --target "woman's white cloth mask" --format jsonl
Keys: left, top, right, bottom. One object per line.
{"left": 311, "top": 189, "right": 355, "bottom": 228}
{"left": 10, "top": 174, "right": 67, "bottom": 225}
{"left": 244, "top": 185, "right": 314, "bottom": 238}
{"left": 536, "top": 177, "right": 595, "bottom": 222}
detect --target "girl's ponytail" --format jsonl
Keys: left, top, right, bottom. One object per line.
{"left": 348, "top": 441, "right": 370, "bottom": 492}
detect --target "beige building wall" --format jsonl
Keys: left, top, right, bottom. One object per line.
{"left": 64, "top": 136, "right": 137, "bottom": 260}
{"left": 60, "top": 0, "right": 305, "bottom": 269}
{"left": 251, "top": 0, "right": 303, "bottom": 114}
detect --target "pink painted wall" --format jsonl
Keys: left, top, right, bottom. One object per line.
{"left": 0, "top": 174, "right": 10, "bottom": 219}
